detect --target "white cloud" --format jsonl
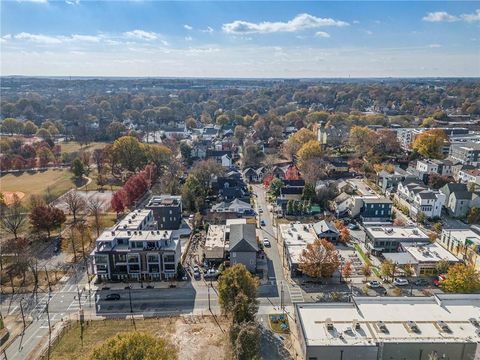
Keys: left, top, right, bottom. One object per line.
{"left": 461, "top": 9, "right": 480, "bottom": 22}
{"left": 14, "top": 32, "right": 62, "bottom": 44}
{"left": 65, "top": 0, "right": 80, "bottom": 4}
{"left": 201, "top": 26, "right": 214, "bottom": 33}
{"left": 185, "top": 36, "right": 193, "bottom": 41}
{"left": 160, "top": 40, "right": 169, "bottom": 46}
{"left": 428, "top": 44, "right": 442, "bottom": 48}
{"left": 315, "top": 31, "right": 330, "bottom": 38}
{"left": 123, "top": 30, "right": 158, "bottom": 41}
{"left": 184, "top": 24, "right": 193, "bottom": 30}
{"left": 422, "top": 11, "right": 458, "bottom": 22}
{"left": 222, "top": 13, "right": 349, "bottom": 34}
{"left": 69, "top": 34, "right": 101, "bottom": 42}
{"left": 365, "top": 30, "right": 373, "bottom": 35}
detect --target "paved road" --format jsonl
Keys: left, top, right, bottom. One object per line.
{"left": 252, "top": 184, "right": 292, "bottom": 305}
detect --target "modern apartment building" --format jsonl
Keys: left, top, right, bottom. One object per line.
{"left": 91, "top": 209, "right": 181, "bottom": 281}
{"left": 145, "top": 195, "right": 182, "bottom": 230}
{"left": 449, "top": 142, "right": 480, "bottom": 164}
{"left": 295, "top": 295, "right": 480, "bottom": 360}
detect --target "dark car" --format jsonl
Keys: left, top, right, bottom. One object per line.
{"left": 413, "top": 279, "right": 429, "bottom": 286}
{"left": 146, "top": 285, "right": 154, "bottom": 289}
{"left": 105, "top": 294, "right": 121, "bottom": 301}
{"left": 260, "top": 220, "right": 266, "bottom": 226}
{"left": 101, "top": 286, "right": 111, "bottom": 291}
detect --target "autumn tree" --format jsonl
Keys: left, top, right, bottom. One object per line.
{"left": 411, "top": 129, "right": 447, "bottom": 159}
{"left": 349, "top": 126, "right": 375, "bottom": 157}
{"left": 428, "top": 173, "right": 451, "bottom": 189}
{"left": 296, "top": 140, "right": 322, "bottom": 168}
{"left": 467, "top": 208, "right": 480, "bottom": 225}
{"left": 298, "top": 239, "right": 340, "bottom": 278}
{"left": 342, "top": 261, "right": 352, "bottom": 283}
{"left": 111, "top": 189, "right": 127, "bottom": 215}
{"left": 88, "top": 196, "right": 105, "bottom": 237}
{"left": 111, "top": 135, "right": 146, "bottom": 172}
{"left": 441, "top": 264, "right": 480, "bottom": 293}
{"left": 339, "top": 227, "right": 350, "bottom": 244}
{"left": 90, "top": 332, "right": 178, "bottom": 360}
{"left": 181, "top": 175, "right": 205, "bottom": 212}
{"left": 282, "top": 128, "right": 316, "bottom": 160}
{"left": 0, "top": 194, "right": 27, "bottom": 239}
{"left": 29, "top": 205, "right": 66, "bottom": 238}
{"left": 243, "top": 142, "right": 264, "bottom": 168}
{"left": 63, "top": 191, "right": 87, "bottom": 224}
{"left": 218, "top": 264, "right": 259, "bottom": 324}
{"left": 435, "top": 259, "right": 450, "bottom": 274}
{"left": 361, "top": 263, "right": 372, "bottom": 282}
{"left": 380, "top": 259, "right": 397, "bottom": 282}
{"left": 230, "top": 322, "right": 261, "bottom": 360}
{"left": 269, "top": 178, "right": 284, "bottom": 197}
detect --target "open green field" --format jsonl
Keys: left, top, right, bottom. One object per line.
{"left": 60, "top": 141, "right": 109, "bottom": 154}
{"left": 0, "top": 169, "right": 75, "bottom": 202}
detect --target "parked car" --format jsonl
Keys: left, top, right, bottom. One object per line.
{"left": 263, "top": 238, "right": 271, "bottom": 247}
{"left": 348, "top": 223, "right": 359, "bottom": 230}
{"left": 204, "top": 269, "right": 218, "bottom": 279}
{"left": 53, "top": 244, "right": 60, "bottom": 253}
{"left": 413, "top": 279, "right": 429, "bottom": 286}
{"left": 105, "top": 294, "right": 121, "bottom": 301}
{"left": 124, "top": 285, "right": 131, "bottom": 290}
{"left": 146, "top": 285, "right": 154, "bottom": 289}
{"left": 101, "top": 286, "right": 111, "bottom": 291}
{"left": 393, "top": 278, "right": 409, "bottom": 286}
{"left": 433, "top": 274, "right": 446, "bottom": 287}
{"left": 260, "top": 220, "right": 266, "bottom": 226}
{"left": 259, "top": 208, "right": 264, "bottom": 213}
{"left": 367, "top": 280, "right": 381, "bottom": 288}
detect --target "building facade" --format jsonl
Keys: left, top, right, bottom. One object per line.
{"left": 145, "top": 195, "right": 182, "bottom": 230}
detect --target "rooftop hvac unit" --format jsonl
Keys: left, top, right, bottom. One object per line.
{"left": 353, "top": 319, "right": 361, "bottom": 330}
{"left": 325, "top": 318, "right": 334, "bottom": 331}
{"left": 377, "top": 321, "right": 388, "bottom": 333}
{"left": 111, "top": 231, "right": 115, "bottom": 236}
{"left": 469, "top": 318, "right": 480, "bottom": 328}
{"left": 129, "top": 219, "right": 132, "bottom": 224}
{"left": 436, "top": 321, "right": 451, "bottom": 333}
{"left": 406, "top": 321, "right": 420, "bottom": 333}
{"left": 412, "top": 229, "right": 419, "bottom": 235}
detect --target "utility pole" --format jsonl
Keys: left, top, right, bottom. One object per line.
{"left": 280, "top": 281, "right": 284, "bottom": 312}
{"left": 76, "top": 285, "right": 82, "bottom": 309}
{"left": 19, "top": 298, "right": 26, "bottom": 332}
{"left": 44, "top": 265, "right": 52, "bottom": 293}
{"left": 46, "top": 298, "right": 52, "bottom": 360}
{"left": 207, "top": 284, "right": 211, "bottom": 311}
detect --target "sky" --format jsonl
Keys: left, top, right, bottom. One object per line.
{"left": 1, "top": 0, "right": 479, "bottom": 78}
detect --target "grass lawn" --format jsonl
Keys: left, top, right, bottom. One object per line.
{"left": 60, "top": 141, "right": 109, "bottom": 154}
{"left": 0, "top": 169, "right": 75, "bottom": 202}
{"left": 354, "top": 243, "right": 380, "bottom": 277}
{"left": 268, "top": 314, "right": 290, "bottom": 334}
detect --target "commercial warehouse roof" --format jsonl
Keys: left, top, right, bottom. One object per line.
{"left": 296, "top": 294, "right": 480, "bottom": 347}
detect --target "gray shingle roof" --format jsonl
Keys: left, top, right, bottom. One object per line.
{"left": 229, "top": 224, "right": 258, "bottom": 252}
{"left": 313, "top": 220, "right": 339, "bottom": 236}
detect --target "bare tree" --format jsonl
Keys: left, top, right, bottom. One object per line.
{"left": 63, "top": 191, "right": 87, "bottom": 224}
{"left": 0, "top": 194, "right": 27, "bottom": 239}
{"left": 88, "top": 196, "right": 105, "bottom": 237}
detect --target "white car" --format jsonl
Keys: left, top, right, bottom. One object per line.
{"left": 259, "top": 208, "right": 264, "bottom": 213}
{"left": 367, "top": 280, "right": 381, "bottom": 288}
{"left": 393, "top": 278, "right": 409, "bottom": 286}
{"left": 263, "top": 238, "right": 271, "bottom": 247}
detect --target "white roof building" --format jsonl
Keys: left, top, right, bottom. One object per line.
{"left": 296, "top": 294, "right": 480, "bottom": 360}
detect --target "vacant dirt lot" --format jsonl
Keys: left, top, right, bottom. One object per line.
{"left": 50, "top": 316, "right": 229, "bottom": 360}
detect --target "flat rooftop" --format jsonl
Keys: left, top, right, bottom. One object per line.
{"left": 280, "top": 223, "right": 317, "bottom": 264}
{"left": 443, "top": 229, "right": 480, "bottom": 245}
{"left": 204, "top": 225, "right": 226, "bottom": 259}
{"left": 297, "top": 295, "right": 480, "bottom": 347}
{"left": 365, "top": 226, "right": 429, "bottom": 241}
{"left": 401, "top": 242, "right": 459, "bottom": 263}
{"left": 116, "top": 209, "right": 153, "bottom": 230}
{"left": 146, "top": 195, "right": 182, "bottom": 207}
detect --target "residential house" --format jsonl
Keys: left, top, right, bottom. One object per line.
{"left": 440, "top": 183, "right": 469, "bottom": 205}
{"left": 228, "top": 223, "right": 258, "bottom": 272}
{"left": 313, "top": 220, "right": 340, "bottom": 244}
{"left": 446, "top": 190, "right": 480, "bottom": 218}
{"left": 206, "top": 149, "right": 233, "bottom": 168}
{"left": 348, "top": 196, "right": 392, "bottom": 223}
{"left": 416, "top": 159, "right": 453, "bottom": 180}
{"left": 458, "top": 168, "right": 480, "bottom": 186}
{"left": 329, "top": 192, "right": 351, "bottom": 217}
{"left": 317, "top": 121, "right": 345, "bottom": 149}
{"left": 145, "top": 195, "right": 182, "bottom": 230}
{"left": 396, "top": 178, "right": 445, "bottom": 219}
{"left": 243, "top": 167, "right": 264, "bottom": 183}
{"left": 210, "top": 198, "right": 255, "bottom": 216}
{"left": 377, "top": 170, "right": 407, "bottom": 194}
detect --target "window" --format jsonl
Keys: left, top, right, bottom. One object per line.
{"left": 116, "top": 254, "right": 126, "bottom": 262}
{"left": 164, "top": 254, "right": 175, "bottom": 263}
{"left": 148, "top": 264, "right": 160, "bottom": 273}
{"left": 148, "top": 254, "right": 159, "bottom": 263}
{"left": 169, "top": 210, "right": 172, "bottom": 215}
{"left": 95, "top": 255, "right": 108, "bottom": 264}
{"left": 164, "top": 263, "right": 175, "bottom": 271}
{"left": 232, "top": 252, "right": 236, "bottom": 258}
